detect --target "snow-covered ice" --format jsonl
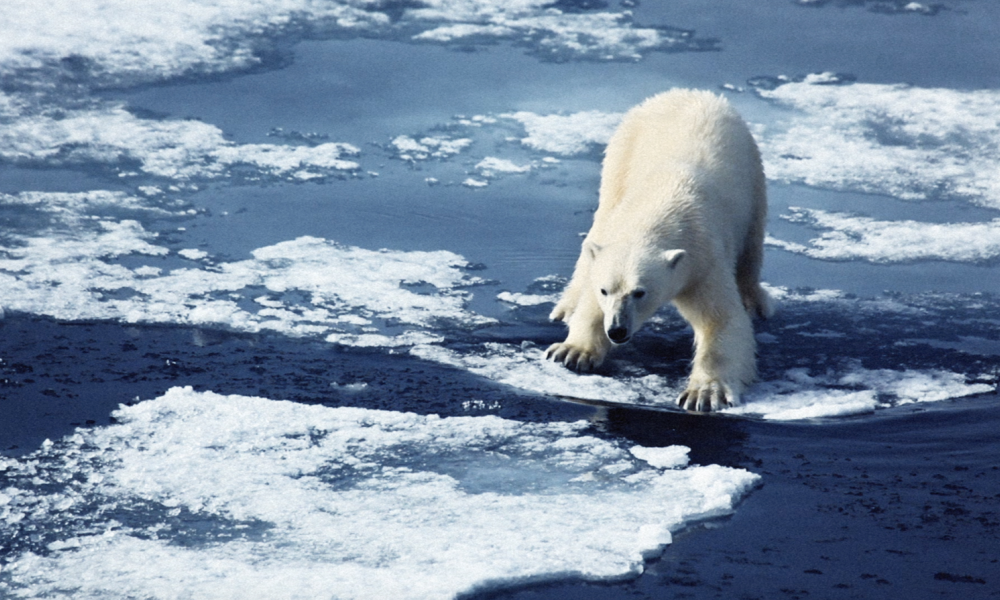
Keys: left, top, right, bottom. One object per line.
{"left": 0, "top": 191, "right": 492, "bottom": 340}
{"left": 767, "top": 208, "right": 1000, "bottom": 263}
{"left": 0, "top": 387, "right": 759, "bottom": 599}
{"left": 502, "top": 110, "right": 621, "bottom": 155}
{"left": 756, "top": 79, "right": 1000, "bottom": 208}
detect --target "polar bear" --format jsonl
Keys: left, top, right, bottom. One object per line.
{"left": 546, "top": 89, "right": 773, "bottom": 412}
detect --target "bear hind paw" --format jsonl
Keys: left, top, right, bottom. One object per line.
{"left": 545, "top": 342, "right": 604, "bottom": 373}
{"left": 677, "top": 380, "right": 740, "bottom": 412}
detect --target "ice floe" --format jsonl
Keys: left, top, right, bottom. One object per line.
{"left": 767, "top": 208, "right": 1000, "bottom": 263}
{"left": 0, "top": 191, "right": 492, "bottom": 340}
{"left": 0, "top": 0, "right": 713, "bottom": 92}
{"left": 0, "top": 1, "right": 386, "bottom": 86}
{"left": 413, "top": 341, "right": 992, "bottom": 421}
{"left": 0, "top": 102, "right": 359, "bottom": 181}
{"left": 0, "top": 386, "right": 759, "bottom": 599}
{"left": 391, "top": 135, "right": 473, "bottom": 162}
{"left": 502, "top": 110, "right": 621, "bottom": 155}
{"left": 405, "top": 1, "right": 716, "bottom": 61}
{"left": 474, "top": 156, "right": 533, "bottom": 176}
{"left": 755, "top": 79, "right": 1000, "bottom": 208}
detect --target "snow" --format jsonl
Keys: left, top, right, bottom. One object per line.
{"left": 756, "top": 80, "right": 1000, "bottom": 208}
{"left": 630, "top": 446, "right": 690, "bottom": 470}
{"left": 412, "top": 341, "right": 992, "bottom": 421}
{"left": 404, "top": 1, "right": 710, "bottom": 60}
{"left": 412, "top": 343, "right": 680, "bottom": 405}
{"left": 475, "top": 156, "right": 533, "bottom": 176}
{"left": 0, "top": 191, "right": 492, "bottom": 340}
{"left": 497, "top": 291, "right": 560, "bottom": 306}
{"left": 502, "top": 110, "right": 622, "bottom": 155}
{"left": 178, "top": 248, "right": 209, "bottom": 260}
{"left": 0, "top": 0, "right": 708, "bottom": 89}
{"left": 391, "top": 135, "right": 472, "bottom": 161}
{"left": 767, "top": 208, "right": 1000, "bottom": 263}
{"left": 0, "top": 103, "right": 359, "bottom": 181}
{"left": 0, "top": 387, "right": 759, "bottom": 599}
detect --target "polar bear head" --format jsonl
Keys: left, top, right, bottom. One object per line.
{"left": 585, "top": 241, "right": 688, "bottom": 345}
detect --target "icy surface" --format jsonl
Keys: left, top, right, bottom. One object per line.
{"left": 756, "top": 80, "right": 1000, "bottom": 208}
{"left": 0, "top": 191, "right": 491, "bottom": 340}
{"left": 0, "top": 387, "right": 759, "bottom": 599}
{"left": 767, "top": 208, "right": 1000, "bottom": 263}
{"left": 0, "top": 102, "right": 360, "bottom": 181}
{"left": 0, "top": 0, "right": 713, "bottom": 88}
{"left": 413, "top": 341, "right": 992, "bottom": 421}
{"left": 502, "top": 111, "right": 621, "bottom": 155}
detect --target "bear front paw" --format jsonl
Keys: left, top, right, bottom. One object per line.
{"left": 545, "top": 342, "right": 605, "bottom": 373}
{"left": 677, "top": 380, "right": 740, "bottom": 412}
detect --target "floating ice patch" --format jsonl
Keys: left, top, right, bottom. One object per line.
{"left": 177, "top": 248, "right": 209, "bottom": 261}
{"left": 0, "top": 0, "right": 389, "bottom": 86}
{"left": 0, "top": 0, "right": 714, "bottom": 91}
{"left": 391, "top": 135, "right": 472, "bottom": 161}
{"left": 727, "top": 366, "right": 994, "bottom": 420}
{"left": 497, "top": 290, "right": 560, "bottom": 307}
{"left": 630, "top": 446, "right": 690, "bottom": 470}
{"left": 0, "top": 102, "right": 359, "bottom": 181}
{"left": 462, "top": 177, "right": 489, "bottom": 188}
{"left": 767, "top": 208, "right": 1000, "bottom": 263}
{"left": 503, "top": 110, "right": 622, "bottom": 155}
{"left": 412, "top": 343, "right": 682, "bottom": 404}
{"left": 474, "top": 156, "right": 533, "bottom": 177}
{"left": 755, "top": 79, "right": 1000, "bottom": 207}
{"left": 405, "top": 1, "right": 717, "bottom": 61}
{"left": 0, "top": 387, "right": 759, "bottom": 599}
{"left": 412, "top": 342, "right": 990, "bottom": 421}
{"left": 792, "top": 0, "right": 944, "bottom": 15}
{"left": 0, "top": 191, "right": 492, "bottom": 342}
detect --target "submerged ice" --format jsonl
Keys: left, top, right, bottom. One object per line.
{"left": 0, "top": 387, "right": 759, "bottom": 599}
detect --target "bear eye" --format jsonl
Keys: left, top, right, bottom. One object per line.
{"left": 632, "top": 290, "right": 646, "bottom": 299}
{"left": 600, "top": 289, "right": 608, "bottom": 296}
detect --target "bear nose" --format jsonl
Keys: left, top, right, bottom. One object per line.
{"left": 607, "top": 327, "right": 630, "bottom": 344}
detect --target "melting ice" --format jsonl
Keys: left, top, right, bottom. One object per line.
{"left": 0, "top": 387, "right": 759, "bottom": 599}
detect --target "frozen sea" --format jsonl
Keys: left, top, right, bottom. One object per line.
{"left": 1, "top": 1, "right": 999, "bottom": 598}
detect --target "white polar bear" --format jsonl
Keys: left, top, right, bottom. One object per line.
{"left": 546, "top": 89, "right": 774, "bottom": 412}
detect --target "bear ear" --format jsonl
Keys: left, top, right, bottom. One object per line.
{"left": 663, "top": 249, "right": 686, "bottom": 270}
{"left": 583, "top": 240, "right": 603, "bottom": 260}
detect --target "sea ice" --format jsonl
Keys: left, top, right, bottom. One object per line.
{"left": 0, "top": 0, "right": 712, "bottom": 92}
{"left": 767, "top": 208, "right": 1000, "bottom": 263}
{"left": 0, "top": 387, "right": 759, "bottom": 599}
{"left": 0, "top": 191, "right": 493, "bottom": 342}
{"left": 502, "top": 110, "right": 622, "bottom": 156}
{"left": 756, "top": 79, "right": 1000, "bottom": 208}
{"left": 475, "top": 156, "right": 533, "bottom": 176}
{"left": 0, "top": 102, "right": 360, "bottom": 181}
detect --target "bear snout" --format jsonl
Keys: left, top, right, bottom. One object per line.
{"left": 607, "top": 327, "right": 630, "bottom": 344}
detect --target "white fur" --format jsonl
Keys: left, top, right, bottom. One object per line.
{"left": 546, "top": 89, "right": 773, "bottom": 412}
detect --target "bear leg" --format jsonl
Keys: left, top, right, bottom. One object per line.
{"left": 675, "top": 289, "right": 757, "bottom": 411}
{"left": 549, "top": 246, "right": 593, "bottom": 322}
{"left": 546, "top": 291, "right": 610, "bottom": 372}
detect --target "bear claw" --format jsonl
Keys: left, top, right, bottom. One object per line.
{"left": 677, "top": 381, "right": 740, "bottom": 412}
{"left": 545, "top": 342, "right": 602, "bottom": 373}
